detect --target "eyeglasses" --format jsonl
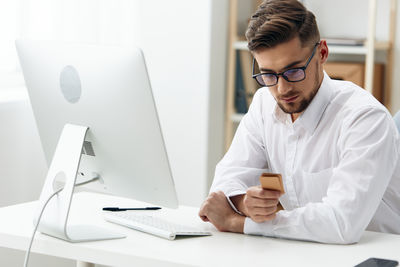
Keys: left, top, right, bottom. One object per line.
{"left": 252, "top": 42, "right": 320, "bottom": 87}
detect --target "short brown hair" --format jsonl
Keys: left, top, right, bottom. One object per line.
{"left": 246, "top": 0, "right": 320, "bottom": 52}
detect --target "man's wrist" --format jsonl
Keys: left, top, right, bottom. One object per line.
{"left": 229, "top": 214, "right": 245, "bottom": 233}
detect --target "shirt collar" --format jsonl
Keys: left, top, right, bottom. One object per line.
{"left": 272, "top": 71, "right": 334, "bottom": 134}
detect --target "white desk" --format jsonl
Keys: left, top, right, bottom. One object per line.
{"left": 0, "top": 192, "right": 399, "bottom": 267}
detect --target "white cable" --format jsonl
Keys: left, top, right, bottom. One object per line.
{"left": 23, "top": 177, "right": 99, "bottom": 267}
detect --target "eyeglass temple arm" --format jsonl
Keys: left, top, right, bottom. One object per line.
{"left": 252, "top": 57, "right": 256, "bottom": 76}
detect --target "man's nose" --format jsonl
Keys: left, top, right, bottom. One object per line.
{"left": 276, "top": 76, "right": 292, "bottom": 95}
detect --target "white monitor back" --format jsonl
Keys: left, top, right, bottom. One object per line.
{"left": 16, "top": 40, "right": 179, "bottom": 209}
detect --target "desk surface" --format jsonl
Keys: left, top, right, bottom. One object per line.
{"left": 0, "top": 192, "right": 399, "bottom": 267}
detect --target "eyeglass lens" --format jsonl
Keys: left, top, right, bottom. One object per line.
{"left": 256, "top": 68, "right": 305, "bottom": 86}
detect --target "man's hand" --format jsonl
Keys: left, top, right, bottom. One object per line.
{"left": 198, "top": 191, "right": 245, "bottom": 233}
{"left": 231, "top": 186, "right": 281, "bottom": 223}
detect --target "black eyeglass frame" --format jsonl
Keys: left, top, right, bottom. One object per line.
{"left": 252, "top": 42, "right": 320, "bottom": 87}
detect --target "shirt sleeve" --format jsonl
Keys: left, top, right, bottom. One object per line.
{"left": 244, "top": 107, "right": 399, "bottom": 244}
{"left": 209, "top": 90, "right": 271, "bottom": 199}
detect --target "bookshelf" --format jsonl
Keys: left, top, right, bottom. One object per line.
{"left": 224, "top": 0, "right": 397, "bottom": 150}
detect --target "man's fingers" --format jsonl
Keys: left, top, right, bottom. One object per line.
{"left": 244, "top": 196, "right": 279, "bottom": 208}
{"left": 247, "top": 187, "right": 281, "bottom": 199}
{"left": 200, "top": 215, "right": 209, "bottom": 222}
{"left": 251, "top": 206, "right": 277, "bottom": 216}
{"left": 198, "top": 204, "right": 208, "bottom": 221}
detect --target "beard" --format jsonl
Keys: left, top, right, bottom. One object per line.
{"left": 276, "top": 63, "right": 321, "bottom": 114}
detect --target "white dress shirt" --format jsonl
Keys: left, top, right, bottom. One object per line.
{"left": 210, "top": 72, "right": 400, "bottom": 244}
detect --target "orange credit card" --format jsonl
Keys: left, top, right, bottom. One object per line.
{"left": 259, "top": 173, "right": 285, "bottom": 194}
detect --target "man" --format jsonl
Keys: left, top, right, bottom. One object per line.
{"left": 199, "top": 0, "right": 400, "bottom": 244}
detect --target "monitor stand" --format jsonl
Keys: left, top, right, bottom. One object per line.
{"left": 34, "top": 123, "right": 125, "bottom": 242}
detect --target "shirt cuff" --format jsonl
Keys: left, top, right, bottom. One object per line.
{"left": 244, "top": 217, "right": 275, "bottom": 237}
{"left": 225, "top": 191, "right": 246, "bottom": 215}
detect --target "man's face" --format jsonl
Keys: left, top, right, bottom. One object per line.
{"left": 253, "top": 37, "right": 326, "bottom": 119}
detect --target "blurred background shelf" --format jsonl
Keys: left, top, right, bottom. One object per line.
{"left": 234, "top": 40, "right": 391, "bottom": 55}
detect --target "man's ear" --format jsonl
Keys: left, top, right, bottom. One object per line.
{"left": 318, "top": 39, "right": 329, "bottom": 64}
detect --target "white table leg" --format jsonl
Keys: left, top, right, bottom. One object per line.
{"left": 77, "top": 261, "right": 94, "bottom": 267}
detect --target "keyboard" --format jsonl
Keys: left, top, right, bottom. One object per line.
{"left": 103, "top": 211, "right": 212, "bottom": 240}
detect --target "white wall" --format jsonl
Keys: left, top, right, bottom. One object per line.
{"left": 305, "top": 0, "right": 390, "bottom": 41}
{"left": 206, "top": 1, "right": 229, "bottom": 190}
{"left": 132, "top": 2, "right": 212, "bottom": 207}
{"left": 130, "top": 0, "right": 228, "bottom": 205}
{"left": 0, "top": 90, "right": 47, "bottom": 207}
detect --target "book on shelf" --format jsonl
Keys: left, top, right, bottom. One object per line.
{"left": 235, "top": 50, "right": 247, "bottom": 114}
{"left": 324, "top": 37, "right": 366, "bottom": 46}
{"left": 322, "top": 37, "right": 366, "bottom": 46}
{"left": 235, "top": 50, "right": 258, "bottom": 114}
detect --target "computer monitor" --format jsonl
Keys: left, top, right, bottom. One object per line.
{"left": 16, "top": 39, "right": 179, "bottom": 242}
